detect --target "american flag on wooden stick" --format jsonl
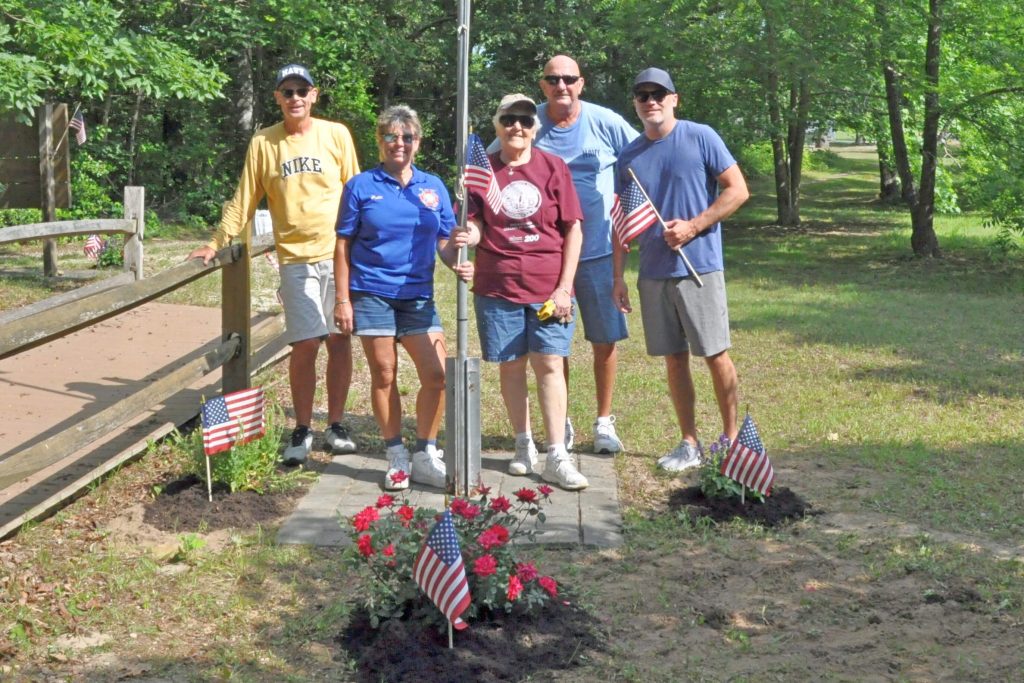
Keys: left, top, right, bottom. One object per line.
{"left": 720, "top": 413, "right": 775, "bottom": 496}
{"left": 69, "top": 113, "right": 87, "bottom": 145}
{"left": 201, "top": 387, "right": 266, "bottom": 456}
{"left": 611, "top": 178, "right": 658, "bottom": 249}
{"left": 413, "top": 509, "right": 471, "bottom": 629}
{"left": 465, "top": 133, "right": 502, "bottom": 213}
{"left": 83, "top": 234, "right": 105, "bottom": 260}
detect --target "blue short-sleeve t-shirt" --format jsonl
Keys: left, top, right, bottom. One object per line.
{"left": 336, "top": 165, "right": 455, "bottom": 299}
{"left": 616, "top": 120, "right": 736, "bottom": 278}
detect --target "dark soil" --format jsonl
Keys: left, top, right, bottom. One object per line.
{"left": 143, "top": 474, "right": 307, "bottom": 532}
{"left": 338, "top": 601, "right": 606, "bottom": 683}
{"left": 667, "top": 485, "right": 814, "bottom": 526}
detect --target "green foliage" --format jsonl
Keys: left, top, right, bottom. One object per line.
{"left": 344, "top": 485, "right": 562, "bottom": 630}
{"left": 698, "top": 434, "right": 766, "bottom": 504}
{"left": 96, "top": 235, "right": 123, "bottom": 268}
{"left": 187, "top": 404, "right": 307, "bottom": 494}
{"left": 736, "top": 142, "right": 775, "bottom": 179}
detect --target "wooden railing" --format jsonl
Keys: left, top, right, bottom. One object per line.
{"left": 0, "top": 198, "right": 284, "bottom": 494}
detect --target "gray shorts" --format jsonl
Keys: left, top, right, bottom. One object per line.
{"left": 574, "top": 255, "right": 628, "bottom": 345}
{"left": 637, "top": 271, "right": 731, "bottom": 357}
{"left": 278, "top": 259, "right": 340, "bottom": 344}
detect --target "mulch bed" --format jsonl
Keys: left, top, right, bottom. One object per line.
{"left": 338, "top": 601, "right": 606, "bottom": 683}
{"left": 142, "top": 474, "right": 307, "bottom": 532}
{"left": 668, "top": 485, "right": 815, "bottom": 526}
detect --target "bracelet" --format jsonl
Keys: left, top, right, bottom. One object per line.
{"left": 335, "top": 299, "right": 349, "bottom": 305}
{"left": 557, "top": 287, "right": 571, "bottom": 296}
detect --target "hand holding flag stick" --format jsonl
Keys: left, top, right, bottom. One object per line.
{"left": 625, "top": 168, "right": 703, "bottom": 288}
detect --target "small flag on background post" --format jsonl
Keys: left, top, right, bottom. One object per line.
{"left": 201, "top": 387, "right": 266, "bottom": 456}
{"left": 611, "top": 178, "right": 658, "bottom": 249}
{"left": 720, "top": 413, "right": 775, "bottom": 496}
{"left": 83, "top": 234, "right": 105, "bottom": 260}
{"left": 464, "top": 133, "right": 502, "bottom": 213}
{"left": 69, "top": 113, "right": 87, "bottom": 145}
{"left": 412, "top": 509, "right": 471, "bottom": 630}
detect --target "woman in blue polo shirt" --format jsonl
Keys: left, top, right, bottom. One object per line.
{"left": 334, "top": 105, "right": 472, "bottom": 492}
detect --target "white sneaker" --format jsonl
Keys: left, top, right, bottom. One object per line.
{"left": 384, "top": 445, "right": 411, "bottom": 490}
{"left": 542, "top": 445, "right": 589, "bottom": 490}
{"left": 508, "top": 438, "right": 538, "bottom": 476}
{"left": 657, "top": 440, "right": 703, "bottom": 472}
{"left": 564, "top": 418, "right": 575, "bottom": 451}
{"left": 282, "top": 426, "right": 312, "bottom": 466}
{"left": 593, "top": 415, "right": 623, "bottom": 454}
{"left": 412, "top": 446, "right": 447, "bottom": 489}
{"left": 324, "top": 422, "right": 356, "bottom": 454}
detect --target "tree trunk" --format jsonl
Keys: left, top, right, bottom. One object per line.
{"left": 785, "top": 78, "right": 810, "bottom": 225}
{"left": 765, "top": 70, "right": 796, "bottom": 225}
{"left": 236, "top": 47, "right": 255, "bottom": 135}
{"left": 127, "top": 90, "right": 143, "bottom": 186}
{"left": 877, "top": 144, "right": 901, "bottom": 202}
{"left": 912, "top": 0, "right": 942, "bottom": 257}
{"left": 882, "top": 64, "right": 917, "bottom": 208}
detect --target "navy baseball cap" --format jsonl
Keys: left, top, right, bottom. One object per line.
{"left": 633, "top": 67, "right": 676, "bottom": 93}
{"left": 276, "top": 64, "right": 315, "bottom": 87}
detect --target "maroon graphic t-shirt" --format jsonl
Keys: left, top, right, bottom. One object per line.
{"left": 467, "top": 147, "right": 582, "bottom": 304}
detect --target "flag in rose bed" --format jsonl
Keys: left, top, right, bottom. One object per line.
{"left": 201, "top": 387, "right": 265, "bottom": 456}
{"left": 720, "top": 413, "right": 775, "bottom": 495}
{"left": 413, "top": 508, "right": 471, "bottom": 629}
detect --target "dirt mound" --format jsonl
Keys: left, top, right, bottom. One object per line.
{"left": 143, "top": 474, "right": 306, "bottom": 532}
{"left": 338, "top": 601, "right": 606, "bottom": 683}
{"left": 668, "top": 485, "right": 813, "bottom": 526}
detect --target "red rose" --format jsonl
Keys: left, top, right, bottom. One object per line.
{"left": 353, "top": 506, "right": 379, "bottom": 532}
{"left": 357, "top": 534, "right": 375, "bottom": 558}
{"left": 450, "top": 498, "right": 468, "bottom": 515}
{"left": 473, "top": 484, "right": 492, "bottom": 496}
{"left": 538, "top": 576, "right": 558, "bottom": 597}
{"left": 382, "top": 544, "right": 395, "bottom": 557}
{"left": 473, "top": 555, "right": 498, "bottom": 577}
{"left": 507, "top": 574, "right": 523, "bottom": 601}
{"left": 453, "top": 501, "right": 481, "bottom": 520}
{"left": 514, "top": 487, "right": 538, "bottom": 503}
{"left": 376, "top": 494, "right": 395, "bottom": 509}
{"left": 537, "top": 484, "right": 554, "bottom": 498}
{"left": 515, "top": 562, "right": 538, "bottom": 582}
{"left": 396, "top": 505, "right": 414, "bottom": 526}
{"left": 489, "top": 496, "right": 512, "bottom": 513}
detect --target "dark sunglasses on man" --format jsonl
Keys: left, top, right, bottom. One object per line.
{"left": 498, "top": 114, "right": 536, "bottom": 128}
{"left": 634, "top": 88, "right": 670, "bottom": 103}
{"left": 542, "top": 74, "right": 581, "bottom": 86}
{"left": 279, "top": 87, "right": 311, "bottom": 99}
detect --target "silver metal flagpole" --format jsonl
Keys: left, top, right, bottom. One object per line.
{"left": 626, "top": 167, "right": 703, "bottom": 287}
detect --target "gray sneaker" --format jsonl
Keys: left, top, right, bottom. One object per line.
{"left": 384, "top": 445, "right": 411, "bottom": 491}
{"left": 564, "top": 418, "right": 575, "bottom": 451}
{"left": 593, "top": 415, "right": 624, "bottom": 454}
{"left": 657, "top": 440, "right": 703, "bottom": 472}
{"left": 282, "top": 426, "right": 312, "bottom": 466}
{"left": 412, "top": 446, "right": 447, "bottom": 489}
{"left": 508, "top": 438, "right": 538, "bottom": 476}
{"left": 324, "top": 422, "right": 356, "bottom": 454}
{"left": 542, "top": 445, "right": 589, "bottom": 490}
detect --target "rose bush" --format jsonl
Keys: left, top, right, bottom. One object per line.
{"left": 343, "top": 478, "right": 564, "bottom": 628}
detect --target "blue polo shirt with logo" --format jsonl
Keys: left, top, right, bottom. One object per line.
{"left": 336, "top": 165, "right": 455, "bottom": 299}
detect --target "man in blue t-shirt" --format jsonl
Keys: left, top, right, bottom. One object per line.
{"left": 612, "top": 67, "right": 750, "bottom": 473}
{"left": 535, "top": 55, "right": 640, "bottom": 456}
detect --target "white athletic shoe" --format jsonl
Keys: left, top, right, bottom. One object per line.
{"left": 508, "top": 437, "right": 538, "bottom": 476}
{"left": 542, "top": 445, "right": 589, "bottom": 491}
{"left": 593, "top": 415, "right": 624, "bottom": 454}
{"left": 657, "top": 440, "right": 703, "bottom": 472}
{"left": 282, "top": 426, "right": 312, "bottom": 466}
{"left": 412, "top": 446, "right": 447, "bottom": 489}
{"left": 564, "top": 418, "right": 576, "bottom": 451}
{"left": 384, "top": 445, "right": 411, "bottom": 491}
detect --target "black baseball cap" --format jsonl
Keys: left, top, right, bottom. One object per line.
{"left": 633, "top": 67, "right": 676, "bottom": 94}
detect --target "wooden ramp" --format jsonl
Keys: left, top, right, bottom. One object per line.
{"left": 0, "top": 302, "right": 286, "bottom": 538}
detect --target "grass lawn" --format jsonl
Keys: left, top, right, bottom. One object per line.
{"left": 1, "top": 142, "right": 1022, "bottom": 681}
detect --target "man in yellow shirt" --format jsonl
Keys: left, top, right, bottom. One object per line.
{"left": 189, "top": 64, "right": 360, "bottom": 465}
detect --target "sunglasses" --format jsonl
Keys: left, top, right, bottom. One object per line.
{"left": 542, "top": 74, "right": 581, "bottom": 86}
{"left": 279, "top": 87, "right": 311, "bottom": 99}
{"left": 634, "top": 88, "right": 670, "bottom": 103}
{"left": 498, "top": 114, "right": 536, "bottom": 128}
{"left": 382, "top": 132, "right": 417, "bottom": 144}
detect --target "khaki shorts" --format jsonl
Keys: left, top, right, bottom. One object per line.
{"left": 637, "top": 271, "right": 731, "bottom": 357}
{"left": 278, "top": 259, "right": 340, "bottom": 344}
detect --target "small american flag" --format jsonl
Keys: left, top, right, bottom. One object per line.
{"left": 83, "top": 234, "right": 105, "bottom": 260}
{"left": 69, "top": 113, "right": 87, "bottom": 145}
{"left": 720, "top": 414, "right": 775, "bottom": 496}
{"left": 200, "top": 387, "right": 266, "bottom": 456}
{"left": 412, "top": 509, "right": 471, "bottom": 629}
{"left": 465, "top": 133, "right": 502, "bottom": 214}
{"left": 611, "top": 178, "right": 658, "bottom": 249}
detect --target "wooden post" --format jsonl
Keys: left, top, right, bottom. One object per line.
{"left": 221, "top": 240, "right": 252, "bottom": 394}
{"left": 122, "top": 186, "right": 144, "bottom": 280}
{"left": 39, "top": 104, "right": 58, "bottom": 277}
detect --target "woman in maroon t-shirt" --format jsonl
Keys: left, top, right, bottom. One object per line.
{"left": 463, "top": 93, "right": 588, "bottom": 491}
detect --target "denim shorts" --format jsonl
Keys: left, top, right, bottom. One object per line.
{"left": 574, "top": 255, "right": 629, "bottom": 344}
{"left": 278, "top": 260, "right": 339, "bottom": 344}
{"left": 352, "top": 292, "right": 443, "bottom": 338}
{"left": 474, "top": 294, "right": 576, "bottom": 362}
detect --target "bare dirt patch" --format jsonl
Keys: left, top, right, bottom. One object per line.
{"left": 142, "top": 474, "right": 307, "bottom": 532}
